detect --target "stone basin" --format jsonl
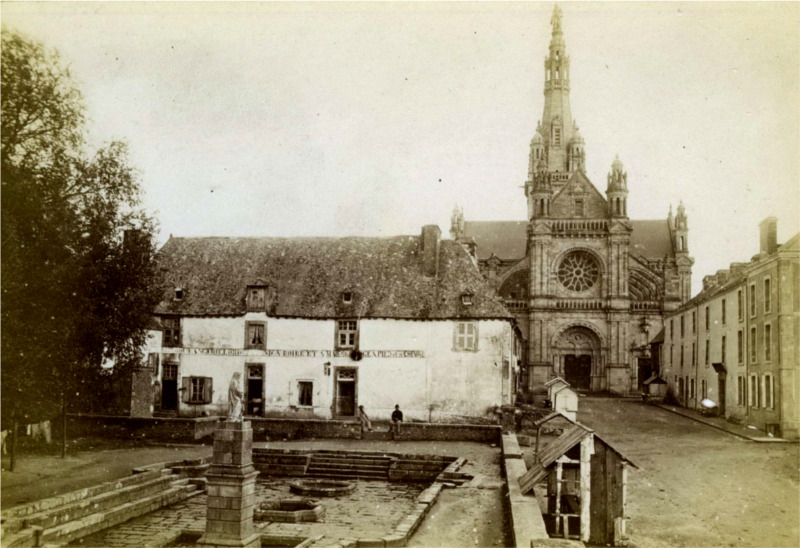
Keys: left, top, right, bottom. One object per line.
{"left": 288, "top": 479, "right": 356, "bottom": 497}
{"left": 253, "top": 498, "right": 324, "bottom": 523}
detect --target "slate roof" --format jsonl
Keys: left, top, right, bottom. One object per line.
{"left": 462, "top": 221, "right": 528, "bottom": 261}
{"left": 462, "top": 219, "right": 674, "bottom": 261}
{"left": 154, "top": 235, "right": 512, "bottom": 319}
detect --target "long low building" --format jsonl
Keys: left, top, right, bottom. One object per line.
{"left": 661, "top": 218, "right": 799, "bottom": 439}
{"left": 129, "top": 225, "right": 523, "bottom": 423}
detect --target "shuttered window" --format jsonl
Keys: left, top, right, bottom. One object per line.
{"left": 182, "top": 376, "right": 212, "bottom": 404}
{"left": 455, "top": 322, "right": 478, "bottom": 351}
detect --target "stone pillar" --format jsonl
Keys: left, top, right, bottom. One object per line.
{"left": 198, "top": 421, "right": 260, "bottom": 548}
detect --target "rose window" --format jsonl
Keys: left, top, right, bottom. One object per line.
{"left": 557, "top": 251, "right": 599, "bottom": 292}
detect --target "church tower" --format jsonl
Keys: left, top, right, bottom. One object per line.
{"left": 539, "top": 5, "right": 580, "bottom": 182}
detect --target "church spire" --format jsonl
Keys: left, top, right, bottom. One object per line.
{"left": 539, "top": 4, "right": 581, "bottom": 177}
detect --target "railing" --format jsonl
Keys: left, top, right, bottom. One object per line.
{"left": 551, "top": 220, "right": 609, "bottom": 233}
{"left": 555, "top": 300, "right": 605, "bottom": 310}
{"left": 504, "top": 299, "right": 529, "bottom": 311}
{"left": 631, "top": 301, "right": 662, "bottom": 311}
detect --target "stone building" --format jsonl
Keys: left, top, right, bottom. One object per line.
{"left": 131, "top": 226, "right": 522, "bottom": 422}
{"left": 662, "top": 218, "right": 799, "bottom": 439}
{"left": 451, "top": 6, "right": 693, "bottom": 394}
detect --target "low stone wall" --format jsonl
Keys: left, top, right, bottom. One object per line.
{"left": 67, "top": 415, "right": 501, "bottom": 444}
{"left": 66, "top": 414, "right": 219, "bottom": 442}
{"left": 501, "top": 433, "right": 552, "bottom": 548}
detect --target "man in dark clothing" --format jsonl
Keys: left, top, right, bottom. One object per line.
{"left": 391, "top": 404, "right": 403, "bottom": 434}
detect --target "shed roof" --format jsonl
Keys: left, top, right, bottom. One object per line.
{"left": 154, "top": 235, "right": 512, "bottom": 319}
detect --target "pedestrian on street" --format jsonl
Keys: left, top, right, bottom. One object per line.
{"left": 358, "top": 405, "right": 372, "bottom": 433}
{"left": 391, "top": 404, "right": 403, "bottom": 434}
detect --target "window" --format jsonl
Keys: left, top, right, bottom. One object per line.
{"left": 692, "top": 342, "right": 696, "bottom": 366}
{"left": 749, "top": 327, "right": 757, "bottom": 364}
{"left": 574, "top": 199, "right": 584, "bottom": 217}
{"left": 704, "top": 339, "right": 709, "bottom": 366}
{"left": 738, "top": 289, "right": 743, "bottom": 322}
{"left": 247, "top": 287, "right": 266, "bottom": 311}
{"left": 764, "top": 278, "right": 771, "bottom": 313}
{"left": 680, "top": 344, "right": 684, "bottom": 369}
{"left": 722, "top": 299, "right": 726, "bottom": 325}
{"left": 704, "top": 306, "right": 709, "bottom": 331}
{"left": 737, "top": 376, "right": 745, "bottom": 405}
{"left": 455, "top": 322, "right": 478, "bottom": 351}
{"left": 692, "top": 311, "right": 696, "bottom": 333}
{"left": 670, "top": 344, "right": 674, "bottom": 366}
{"left": 182, "top": 376, "right": 212, "bottom": 405}
{"left": 749, "top": 283, "right": 756, "bottom": 318}
{"left": 553, "top": 126, "right": 562, "bottom": 145}
{"left": 748, "top": 375, "right": 758, "bottom": 407}
{"left": 336, "top": 320, "right": 358, "bottom": 349}
{"left": 680, "top": 316, "right": 685, "bottom": 337}
{"left": 670, "top": 319, "right": 674, "bottom": 338}
{"left": 174, "top": 287, "right": 184, "bottom": 301}
{"left": 721, "top": 335, "right": 726, "bottom": 364}
{"left": 342, "top": 291, "right": 353, "bottom": 304}
{"left": 245, "top": 322, "right": 266, "bottom": 350}
{"left": 298, "top": 381, "right": 313, "bottom": 407}
{"left": 763, "top": 374, "right": 773, "bottom": 409}
{"left": 764, "top": 324, "right": 772, "bottom": 362}
{"left": 163, "top": 317, "right": 181, "bottom": 347}
{"left": 461, "top": 293, "right": 474, "bottom": 306}
{"left": 690, "top": 378, "right": 695, "bottom": 399}
{"left": 148, "top": 352, "right": 159, "bottom": 375}
{"left": 701, "top": 379, "right": 706, "bottom": 398}
{"left": 737, "top": 330, "right": 743, "bottom": 363}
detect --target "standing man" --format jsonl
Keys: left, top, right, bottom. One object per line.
{"left": 228, "top": 371, "right": 243, "bottom": 421}
{"left": 391, "top": 404, "right": 403, "bottom": 435}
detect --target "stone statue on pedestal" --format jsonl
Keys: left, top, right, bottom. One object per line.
{"left": 228, "top": 371, "right": 243, "bottom": 421}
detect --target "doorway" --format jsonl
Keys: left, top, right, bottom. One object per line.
{"left": 245, "top": 364, "right": 264, "bottom": 416}
{"left": 161, "top": 363, "right": 178, "bottom": 411}
{"left": 334, "top": 367, "right": 357, "bottom": 416}
{"left": 717, "top": 375, "right": 726, "bottom": 416}
{"left": 637, "top": 358, "right": 652, "bottom": 392}
{"left": 564, "top": 354, "right": 591, "bottom": 390}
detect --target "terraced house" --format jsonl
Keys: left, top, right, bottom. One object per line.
{"left": 662, "top": 218, "right": 800, "bottom": 439}
{"left": 130, "top": 225, "right": 522, "bottom": 423}
{"left": 451, "top": 6, "right": 693, "bottom": 395}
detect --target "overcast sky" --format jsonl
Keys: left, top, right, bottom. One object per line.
{"left": 3, "top": 1, "right": 798, "bottom": 297}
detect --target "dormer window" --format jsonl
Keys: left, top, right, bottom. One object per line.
{"left": 461, "top": 293, "right": 474, "bottom": 306}
{"left": 174, "top": 288, "right": 184, "bottom": 301}
{"left": 247, "top": 287, "right": 266, "bottom": 311}
{"left": 342, "top": 291, "right": 353, "bottom": 304}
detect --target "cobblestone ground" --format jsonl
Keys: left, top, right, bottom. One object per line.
{"left": 71, "top": 479, "right": 424, "bottom": 548}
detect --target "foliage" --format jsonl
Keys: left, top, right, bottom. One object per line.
{"left": 1, "top": 30, "right": 162, "bottom": 429}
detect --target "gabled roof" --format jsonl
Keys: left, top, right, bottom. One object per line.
{"left": 154, "top": 235, "right": 512, "bottom": 320}
{"left": 462, "top": 218, "right": 674, "bottom": 262}
{"left": 550, "top": 170, "right": 608, "bottom": 218}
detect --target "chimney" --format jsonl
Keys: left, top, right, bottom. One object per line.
{"left": 759, "top": 217, "right": 778, "bottom": 256}
{"left": 716, "top": 269, "right": 730, "bottom": 284}
{"left": 421, "top": 225, "right": 441, "bottom": 277}
{"left": 729, "top": 262, "right": 746, "bottom": 277}
{"left": 702, "top": 275, "right": 716, "bottom": 292}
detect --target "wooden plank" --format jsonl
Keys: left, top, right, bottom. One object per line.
{"left": 589, "top": 440, "right": 608, "bottom": 544}
{"left": 579, "top": 434, "right": 594, "bottom": 543}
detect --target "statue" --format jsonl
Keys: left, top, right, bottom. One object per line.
{"left": 228, "top": 371, "right": 243, "bottom": 421}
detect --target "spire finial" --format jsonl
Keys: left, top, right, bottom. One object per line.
{"left": 551, "top": 5, "right": 563, "bottom": 34}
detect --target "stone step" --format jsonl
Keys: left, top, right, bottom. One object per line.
{"left": 1, "top": 469, "right": 166, "bottom": 524}
{"left": 310, "top": 456, "right": 392, "bottom": 466}
{"left": 308, "top": 461, "right": 390, "bottom": 471}
{"left": 306, "top": 464, "right": 388, "bottom": 475}
{"left": 305, "top": 470, "right": 388, "bottom": 480}
{"left": 6, "top": 474, "right": 179, "bottom": 533}
{"left": 40, "top": 483, "right": 200, "bottom": 546}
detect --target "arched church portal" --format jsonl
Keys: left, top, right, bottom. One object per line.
{"left": 553, "top": 326, "right": 602, "bottom": 391}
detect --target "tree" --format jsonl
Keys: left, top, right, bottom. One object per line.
{"left": 1, "top": 30, "right": 162, "bottom": 468}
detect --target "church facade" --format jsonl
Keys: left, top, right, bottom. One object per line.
{"left": 451, "top": 6, "right": 694, "bottom": 395}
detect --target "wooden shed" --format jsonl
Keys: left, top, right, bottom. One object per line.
{"left": 545, "top": 377, "right": 579, "bottom": 421}
{"left": 518, "top": 421, "right": 636, "bottom": 546}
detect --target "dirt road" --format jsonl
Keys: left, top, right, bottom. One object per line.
{"left": 578, "top": 398, "right": 799, "bottom": 548}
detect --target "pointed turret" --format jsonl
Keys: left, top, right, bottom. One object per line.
{"left": 605, "top": 155, "right": 628, "bottom": 218}
{"left": 450, "top": 204, "right": 464, "bottom": 239}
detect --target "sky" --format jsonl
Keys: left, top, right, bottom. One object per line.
{"left": 2, "top": 1, "right": 799, "bottom": 298}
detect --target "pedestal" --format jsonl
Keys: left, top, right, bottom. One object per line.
{"left": 197, "top": 421, "right": 261, "bottom": 548}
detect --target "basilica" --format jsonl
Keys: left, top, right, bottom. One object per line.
{"left": 451, "top": 6, "right": 694, "bottom": 395}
